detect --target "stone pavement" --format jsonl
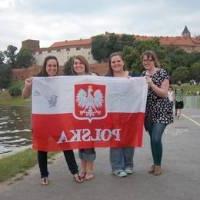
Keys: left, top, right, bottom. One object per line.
{"left": 0, "top": 109, "right": 199, "bottom": 200}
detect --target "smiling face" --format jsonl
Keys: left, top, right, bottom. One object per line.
{"left": 110, "top": 55, "right": 125, "bottom": 73}
{"left": 73, "top": 58, "right": 86, "bottom": 75}
{"left": 46, "top": 59, "right": 58, "bottom": 76}
{"left": 142, "top": 54, "right": 155, "bottom": 71}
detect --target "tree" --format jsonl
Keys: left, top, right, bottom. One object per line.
{"left": 122, "top": 46, "right": 140, "bottom": 72}
{"left": 0, "top": 64, "right": 11, "bottom": 88}
{"left": 4, "top": 45, "right": 17, "bottom": 68}
{"left": 16, "top": 48, "right": 35, "bottom": 68}
{"left": 91, "top": 33, "right": 135, "bottom": 62}
{"left": 91, "top": 35, "right": 109, "bottom": 62}
{"left": 190, "top": 62, "right": 200, "bottom": 82}
{"left": 171, "top": 67, "right": 190, "bottom": 83}
{"left": 63, "top": 57, "right": 74, "bottom": 75}
{"left": 0, "top": 51, "right": 5, "bottom": 64}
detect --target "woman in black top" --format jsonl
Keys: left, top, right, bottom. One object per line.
{"left": 142, "top": 50, "right": 173, "bottom": 176}
{"left": 22, "top": 56, "right": 83, "bottom": 184}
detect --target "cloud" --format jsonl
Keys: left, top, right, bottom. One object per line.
{"left": 0, "top": 0, "right": 199, "bottom": 51}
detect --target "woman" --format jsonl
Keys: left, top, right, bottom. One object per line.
{"left": 107, "top": 52, "right": 135, "bottom": 177}
{"left": 22, "top": 55, "right": 83, "bottom": 184}
{"left": 142, "top": 50, "right": 173, "bottom": 176}
{"left": 66, "top": 55, "right": 96, "bottom": 181}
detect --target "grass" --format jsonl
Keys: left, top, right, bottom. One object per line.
{"left": 181, "top": 84, "right": 200, "bottom": 96}
{"left": 0, "top": 90, "right": 30, "bottom": 106}
{"left": 0, "top": 148, "right": 56, "bottom": 182}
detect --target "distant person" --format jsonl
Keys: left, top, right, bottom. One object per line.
{"left": 175, "top": 81, "right": 184, "bottom": 119}
{"left": 65, "top": 55, "right": 96, "bottom": 181}
{"left": 22, "top": 56, "right": 83, "bottom": 185}
{"left": 168, "top": 85, "right": 175, "bottom": 115}
{"left": 142, "top": 50, "right": 173, "bottom": 176}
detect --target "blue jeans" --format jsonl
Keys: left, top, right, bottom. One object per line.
{"left": 110, "top": 147, "right": 134, "bottom": 172}
{"left": 145, "top": 121, "right": 167, "bottom": 166}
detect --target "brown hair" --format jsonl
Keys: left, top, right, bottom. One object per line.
{"left": 38, "top": 55, "right": 59, "bottom": 77}
{"left": 71, "top": 55, "right": 90, "bottom": 75}
{"left": 107, "top": 52, "right": 126, "bottom": 76}
{"left": 141, "top": 50, "right": 161, "bottom": 68}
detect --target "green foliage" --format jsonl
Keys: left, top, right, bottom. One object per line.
{"left": 91, "top": 35, "right": 110, "bottom": 62}
{"left": 0, "top": 63, "right": 11, "bottom": 88}
{"left": 91, "top": 33, "right": 135, "bottom": 62}
{"left": 16, "top": 48, "right": 35, "bottom": 68}
{"left": 4, "top": 45, "right": 18, "bottom": 68}
{"left": 91, "top": 34, "right": 200, "bottom": 82}
{"left": 0, "top": 51, "right": 5, "bottom": 64}
{"left": 171, "top": 67, "right": 190, "bottom": 83}
{"left": 8, "top": 83, "right": 22, "bottom": 96}
{"left": 190, "top": 62, "right": 200, "bottom": 82}
{"left": 63, "top": 57, "right": 74, "bottom": 75}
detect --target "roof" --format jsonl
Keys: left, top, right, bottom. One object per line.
{"left": 50, "top": 38, "right": 91, "bottom": 48}
{"left": 135, "top": 35, "right": 200, "bottom": 47}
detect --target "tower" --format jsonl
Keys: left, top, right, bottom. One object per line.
{"left": 182, "top": 26, "right": 191, "bottom": 38}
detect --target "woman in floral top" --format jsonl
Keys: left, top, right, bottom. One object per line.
{"left": 142, "top": 50, "right": 173, "bottom": 176}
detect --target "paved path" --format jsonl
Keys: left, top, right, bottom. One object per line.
{"left": 0, "top": 109, "right": 200, "bottom": 200}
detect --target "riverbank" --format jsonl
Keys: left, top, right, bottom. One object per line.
{"left": 0, "top": 148, "right": 56, "bottom": 183}
{"left": 0, "top": 90, "right": 30, "bottom": 106}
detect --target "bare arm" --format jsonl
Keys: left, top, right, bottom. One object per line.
{"left": 146, "top": 76, "right": 169, "bottom": 98}
{"left": 22, "top": 77, "right": 33, "bottom": 98}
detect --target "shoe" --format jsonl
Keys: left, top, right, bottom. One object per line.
{"left": 148, "top": 165, "right": 155, "bottom": 174}
{"left": 73, "top": 174, "right": 84, "bottom": 183}
{"left": 125, "top": 168, "right": 134, "bottom": 175}
{"left": 113, "top": 170, "right": 127, "bottom": 177}
{"left": 41, "top": 177, "right": 49, "bottom": 185}
{"left": 153, "top": 165, "right": 162, "bottom": 176}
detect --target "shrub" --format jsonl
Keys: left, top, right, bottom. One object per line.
{"left": 8, "top": 85, "right": 22, "bottom": 96}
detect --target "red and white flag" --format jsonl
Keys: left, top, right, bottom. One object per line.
{"left": 32, "top": 76, "right": 148, "bottom": 151}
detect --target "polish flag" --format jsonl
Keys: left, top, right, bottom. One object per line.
{"left": 32, "top": 76, "right": 148, "bottom": 151}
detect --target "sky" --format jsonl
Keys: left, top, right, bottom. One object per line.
{"left": 0, "top": 0, "right": 200, "bottom": 51}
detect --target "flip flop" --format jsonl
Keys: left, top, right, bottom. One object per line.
{"left": 41, "top": 177, "right": 49, "bottom": 185}
{"left": 73, "top": 174, "right": 84, "bottom": 183}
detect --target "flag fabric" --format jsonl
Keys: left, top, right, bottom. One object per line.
{"left": 32, "top": 76, "right": 148, "bottom": 151}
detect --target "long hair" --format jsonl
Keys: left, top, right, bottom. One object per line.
{"left": 107, "top": 52, "right": 126, "bottom": 76}
{"left": 38, "top": 56, "right": 59, "bottom": 77}
{"left": 71, "top": 55, "right": 90, "bottom": 75}
{"left": 141, "top": 50, "right": 161, "bottom": 68}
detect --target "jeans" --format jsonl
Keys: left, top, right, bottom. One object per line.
{"left": 38, "top": 150, "right": 78, "bottom": 178}
{"left": 145, "top": 120, "right": 167, "bottom": 166}
{"left": 110, "top": 147, "right": 134, "bottom": 172}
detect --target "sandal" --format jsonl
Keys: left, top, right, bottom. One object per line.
{"left": 73, "top": 174, "right": 84, "bottom": 183}
{"left": 79, "top": 172, "right": 86, "bottom": 179}
{"left": 85, "top": 173, "right": 95, "bottom": 181}
{"left": 41, "top": 177, "right": 49, "bottom": 185}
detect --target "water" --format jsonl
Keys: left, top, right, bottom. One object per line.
{"left": 0, "top": 106, "right": 31, "bottom": 154}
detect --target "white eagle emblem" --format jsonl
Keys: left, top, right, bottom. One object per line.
{"left": 76, "top": 85, "right": 104, "bottom": 119}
